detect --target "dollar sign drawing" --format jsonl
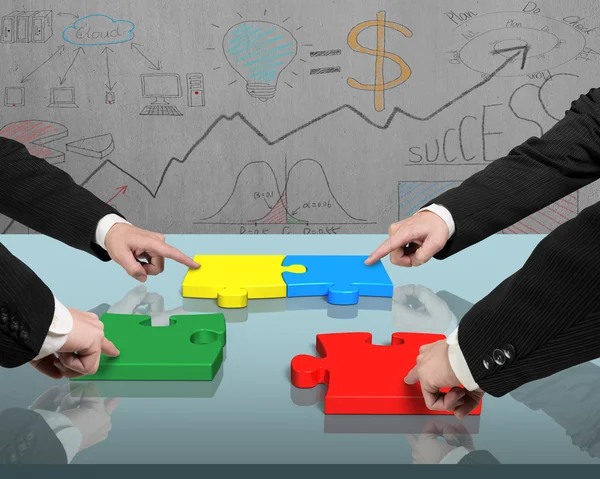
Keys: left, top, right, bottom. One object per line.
{"left": 347, "top": 11, "right": 412, "bottom": 112}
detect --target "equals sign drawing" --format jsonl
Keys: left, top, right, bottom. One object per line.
{"left": 309, "top": 49, "right": 342, "bottom": 75}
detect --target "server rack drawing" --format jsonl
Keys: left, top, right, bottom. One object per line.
{"left": 1, "top": 11, "right": 52, "bottom": 43}
{"left": 1, "top": 11, "right": 24, "bottom": 43}
{"left": 16, "top": 11, "right": 36, "bottom": 43}
{"left": 33, "top": 11, "right": 52, "bottom": 43}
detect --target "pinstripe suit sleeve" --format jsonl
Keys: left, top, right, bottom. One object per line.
{"left": 0, "top": 137, "right": 126, "bottom": 367}
{"left": 0, "top": 137, "right": 126, "bottom": 261}
{"left": 420, "top": 87, "right": 600, "bottom": 259}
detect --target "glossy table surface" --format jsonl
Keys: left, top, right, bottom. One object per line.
{"left": 0, "top": 233, "right": 598, "bottom": 464}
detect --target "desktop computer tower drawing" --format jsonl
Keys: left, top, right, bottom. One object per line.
{"left": 33, "top": 11, "right": 52, "bottom": 43}
{"left": 1, "top": 12, "right": 24, "bottom": 43}
{"left": 16, "top": 11, "right": 36, "bottom": 43}
{"left": 1, "top": 11, "right": 52, "bottom": 43}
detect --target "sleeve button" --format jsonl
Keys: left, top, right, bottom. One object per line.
{"left": 493, "top": 349, "right": 506, "bottom": 366}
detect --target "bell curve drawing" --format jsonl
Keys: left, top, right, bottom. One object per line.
{"left": 0, "top": 0, "right": 597, "bottom": 236}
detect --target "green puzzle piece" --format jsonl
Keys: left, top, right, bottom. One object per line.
{"left": 71, "top": 313, "right": 226, "bottom": 381}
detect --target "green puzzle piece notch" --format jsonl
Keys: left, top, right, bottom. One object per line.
{"left": 72, "top": 313, "right": 226, "bottom": 381}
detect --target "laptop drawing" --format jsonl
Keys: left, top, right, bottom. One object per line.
{"left": 48, "top": 87, "right": 78, "bottom": 108}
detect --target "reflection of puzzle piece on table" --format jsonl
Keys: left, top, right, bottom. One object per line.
{"left": 291, "top": 332, "right": 482, "bottom": 415}
{"left": 282, "top": 255, "right": 393, "bottom": 305}
{"left": 182, "top": 255, "right": 306, "bottom": 308}
{"left": 71, "top": 313, "right": 226, "bottom": 381}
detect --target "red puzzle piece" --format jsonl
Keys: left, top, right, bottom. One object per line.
{"left": 291, "top": 332, "right": 483, "bottom": 415}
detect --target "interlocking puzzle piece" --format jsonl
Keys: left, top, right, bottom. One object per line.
{"left": 182, "top": 255, "right": 306, "bottom": 308}
{"left": 71, "top": 313, "right": 226, "bottom": 381}
{"left": 291, "top": 332, "right": 482, "bottom": 415}
{"left": 282, "top": 255, "right": 393, "bottom": 305}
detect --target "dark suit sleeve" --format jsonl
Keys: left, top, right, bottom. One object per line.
{"left": 0, "top": 137, "right": 126, "bottom": 261}
{"left": 0, "top": 408, "right": 67, "bottom": 464}
{"left": 457, "top": 200, "right": 600, "bottom": 397}
{"left": 421, "top": 87, "right": 600, "bottom": 259}
{"left": 0, "top": 241, "right": 55, "bottom": 368}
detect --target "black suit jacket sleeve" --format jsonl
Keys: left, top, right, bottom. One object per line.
{"left": 457, "top": 200, "right": 600, "bottom": 397}
{"left": 0, "top": 137, "right": 125, "bottom": 260}
{"left": 0, "top": 408, "right": 67, "bottom": 464}
{"left": 421, "top": 87, "right": 600, "bottom": 259}
{"left": 0, "top": 137, "right": 125, "bottom": 368}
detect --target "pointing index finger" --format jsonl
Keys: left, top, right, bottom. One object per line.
{"left": 147, "top": 240, "right": 200, "bottom": 269}
{"left": 365, "top": 234, "right": 410, "bottom": 264}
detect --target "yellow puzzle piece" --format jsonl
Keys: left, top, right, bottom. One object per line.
{"left": 182, "top": 255, "right": 306, "bottom": 308}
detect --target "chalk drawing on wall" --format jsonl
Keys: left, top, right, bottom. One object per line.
{"left": 398, "top": 181, "right": 460, "bottom": 220}
{"left": 449, "top": 12, "right": 586, "bottom": 77}
{"left": 66, "top": 133, "right": 115, "bottom": 159}
{"left": 139, "top": 73, "right": 184, "bottom": 116}
{"left": 62, "top": 14, "right": 134, "bottom": 47}
{"left": 398, "top": 181, "right": 580, "bottom": 234}
{"left": 347, "top": 11, "right": 413, "bottom": 112}
{"left": 308, "top": 49, "right": 342, "bottom": 75}
{"left": 222, "top": 21, "right": 298, "bottom": 101}
{"left": 503, "top": 193, "right": 579, "bottom": 234}
{"left": 0, "top": 120, "right": 67, "bottom": 164}
{"left": 48, "top": 87, "right": 78, "bottom": 108}
{"left": 1, "top": 10, "right": 53, "bottom": 43}
{"left": 4, "top": 87, "right": 25, "bottom": 107}
{"left": 193, "top": 158, "right": 371, "bottom": 226}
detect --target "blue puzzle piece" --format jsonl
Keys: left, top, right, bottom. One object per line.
{"left": 281, "top": 255, "right": 393, "bottom": 305}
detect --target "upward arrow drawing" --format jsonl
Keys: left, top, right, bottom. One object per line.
{"left": 76, "top": 47, "right": 532, "bottom": 201}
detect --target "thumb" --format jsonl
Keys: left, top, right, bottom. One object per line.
{"left": 115, "top": 250, "right": 147, "bottom": 281}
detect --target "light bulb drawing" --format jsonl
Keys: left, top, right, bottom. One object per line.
{"left": 223, "top": 21, "right": 298, "bottom": 101}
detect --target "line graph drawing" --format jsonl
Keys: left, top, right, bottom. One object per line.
{"left": 78, "top": 47, "right": 529, "bottom": 201}
{"left": 449, "top": 11, "right": 586, "bottom": 77}
{"left": 193, "top": 158, "right": 367, "bottom": 226}
{"left": 399, "top": 181, "right": 579, "bottom": 233}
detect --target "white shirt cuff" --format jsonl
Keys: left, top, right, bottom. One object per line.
{"left": 439, "top": 446, "right": 472, "bottom": 464}
{"left": 416, "top": 203, "right": 455, "bottom": 237}
{"left": 33, "top": 297, "right": 73, "bottom": 361}
{"left": 94, "top": 214, "right": 131, "bottom": 250}
{"left": 33, "top": 409, "right": 82, "bottom": 463}
{"left": 446, "top": 327, "right": 480, "bottom": 391}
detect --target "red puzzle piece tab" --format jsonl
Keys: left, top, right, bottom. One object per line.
{"left": 291, "top": 332, "right": 482, "bottom": 415}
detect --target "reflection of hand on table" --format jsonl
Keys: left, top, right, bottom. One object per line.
{"left": 392, "top": 284, "right": 456, "bottom": 334}
{"left": 405, "top": 420, "right": 475, "bottom": 464}
{"left": 108, "top": 285, "right": 185, "bottom": 326}
{"left": 29, "top": 383, "right": 119, "bottom": 461}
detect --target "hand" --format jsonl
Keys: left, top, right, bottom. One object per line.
{"left": 61, "top": 384, "right": 120, "bottom": 452}
{"left": 104, "top": 223, "right": 199, "bottom": 282}
{"left": 404, "top": 339, "right": 484, "bottom": 419}
{"left": 29, "top": 383, "right": 119, "bottom": 453}
{"left": 30, "top": 308, "right": 120, "bottom": 379}
{"left": 392, "top": 284, "right": 454, "bottom": 333}
{"left": 406, "top": 420, "right": 475, "bottom": 464}
{"left": 365, "top": 211, "right": 449, "bottom": 267}
{"left": 107, "top": 284, "right": 186, "bottom": 326}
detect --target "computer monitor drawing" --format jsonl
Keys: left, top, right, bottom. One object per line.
{"left": 140, "top": 73, "right": 183, "bottom": 116}
{"left": 141, "top": 73, "right": 182, "bottom": 104}
{"left": 48, "top": 87, "right": 77, "bottom": 108}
